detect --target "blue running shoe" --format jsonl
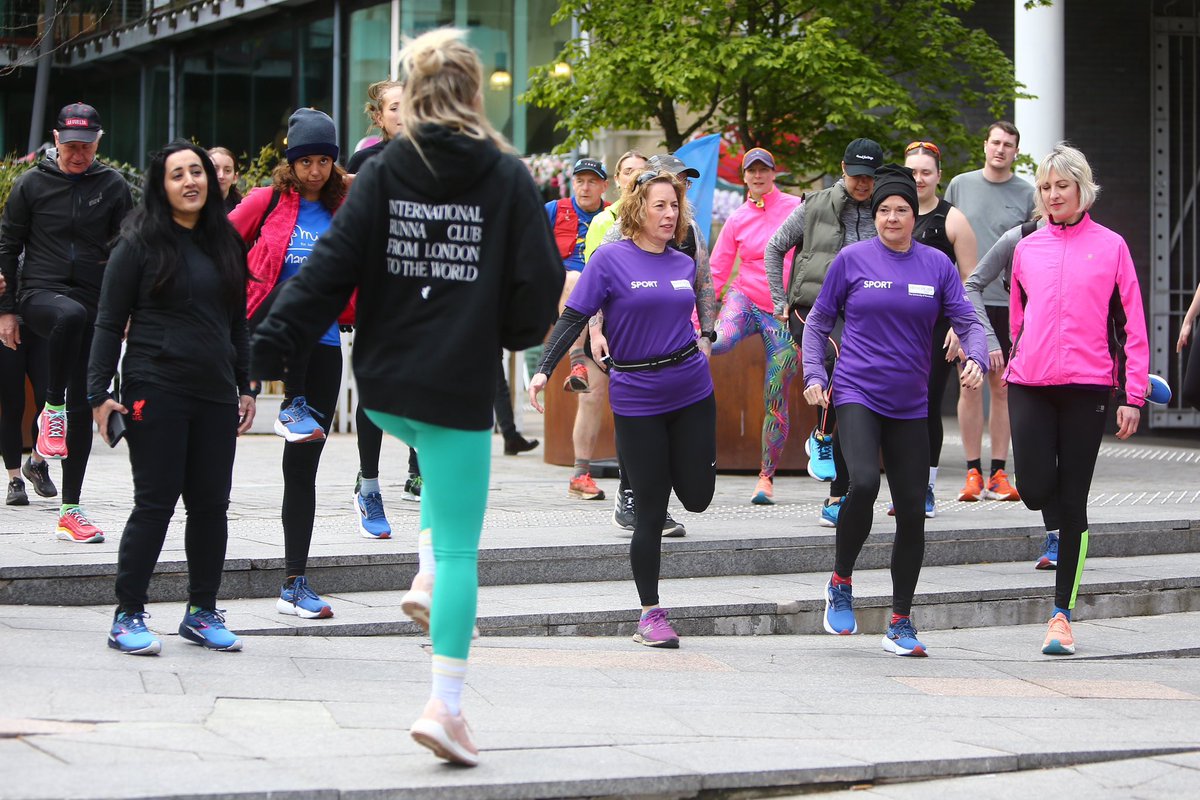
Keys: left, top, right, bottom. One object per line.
{"left": 274, "top": 396, "right": 325, "bottom": 444}
{"left": 108, "top": 611, "right": 161, "bottom": 655}
{"left": 277, "top": 575, "right": 333, "bottom": 619}
{"left": 1035, "top": 532, "right": 1059, "bottom": 570}
{"left": 806, "top": 427, "right": 837, "bottom": 482}
{"left": 925, "top": 485, "right": 936, "bottom": 519}
{"left": 179, "top": 607, "right": 242, "bottom": 651}
{"left": 819, "top": 497, "right": 842, "bottom": 528}
{"left": 882, "top": 617, "right": 927, "bottom": 657}
{"left": 355, "top": 491, "right": 392, "bottom": 539}
{"left": 823, "top": 579, "right": 857, "bottom": 635}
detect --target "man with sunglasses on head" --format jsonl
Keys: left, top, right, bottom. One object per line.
{"left": 944, "top": 121, "right": 1034, "bottom": 508}
{"left": 764, "top": 137, "right": 883, "bottom": 529}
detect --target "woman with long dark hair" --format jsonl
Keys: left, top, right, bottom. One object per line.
{"left": 89, "top": 140, "right": 255, "bottom": 654}
{"left": 228, "top": 108, "right": 351, "bottom": 619}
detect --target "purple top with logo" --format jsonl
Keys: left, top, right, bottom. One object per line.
{"left": 568, "top": 239, "right": 713, "bottom": 416}
{"left": 802, "top": 237, "right": 987, "bottom": 419}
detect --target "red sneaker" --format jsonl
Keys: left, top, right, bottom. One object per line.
{"left": 985, "top": 469, "right": 1021, "bottom": 501}
{"left": 562, "top": 363, "right": 590, "bottom": 393}
{"left": 568, "top": 472, "right": 605, "bottom": 500}
{"left": 957, "top": 468, "right": 984, "bottom": 501}
{"left": 36, "top": 408, "right": 69, "bottom": 460}
{"left": 56, "top": 507, "right": 105, "bottom": 543}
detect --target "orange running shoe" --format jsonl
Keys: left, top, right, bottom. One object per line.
{"left": 568, "top": 472, "right": 605, "bottom": 500}
{"left": 985, "top": 469, "right": 1021, "bottom": 501}
{"left": 751, "top": 474, "right": 774, "bottom": 505}
{"left": 1041, "top": 612, "right": 1075, "bottom": 655}
{"left": 56, "top": 507, "right": 105, "bottom": 543}
{"left": 957, "top": 468, "right": 984, "bottom": 502}
{"left": 562, "top": 363, "right": 590, "bottom": 393}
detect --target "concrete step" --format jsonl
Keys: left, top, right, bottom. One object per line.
{"left": 2, "top": 517, "right": 1196, "bottom": 606}
{"left": 31, "top": 552, "right": 1200, "bottom": 641}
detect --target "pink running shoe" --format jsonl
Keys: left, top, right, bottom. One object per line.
{"left": 633, "top": 607, "right": 679, "bottom": 649}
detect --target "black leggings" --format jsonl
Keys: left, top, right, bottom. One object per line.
{"left": 926, "top": 317, "right": 955, "bottom": 468}
{"left": 355, "top": 405, "right": 384, "bottom": 480}
{"left": 834, "top": 403, "right": 929, "bottom": 617}
{"left": 114, "top": 383, "right": 238, "bottom": 613}
{"left": 1008, "top": 384, "right": 1109, "bottom": 610}
{"left": 494, "top": 357, "right": 517, "bottom": 439}
{"left": 613, "top": 392, "right": 717, "bottom": 607}
{"left": 19, "top": 290, "right": 96, "bottom": 504}
{"left": 281, "top": 344, "right": 343, "bottom": 576}
{"left": 0, "top": 326, "right": 48, "bottom": 470}
{"left": 790, "top": 308, "right": 849, "bottom": 497}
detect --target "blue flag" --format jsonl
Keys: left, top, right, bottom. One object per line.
{"left": 676, "top": 134, "right": 721, "bottom": 245}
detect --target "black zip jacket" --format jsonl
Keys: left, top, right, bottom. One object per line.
{"left": 87, "top": 225, "right": 250, "bottom": 407}
{"left": 251, "top": 125, "right": 563, "bottom": 431}
{"left": 0, "top": 153, "right": 133, "bottom": 313}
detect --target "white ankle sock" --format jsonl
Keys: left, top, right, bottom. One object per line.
{"left": 417, "top": 528, "right": 436, "bottom": 577}
{"left": 928, "top": 467, "right": 938, "bottom": 489}
{"left": 431, "top": 654, "right": 468, "bottom": 715}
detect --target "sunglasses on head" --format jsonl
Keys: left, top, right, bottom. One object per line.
{"left": 905, "top": 140, "right": 941, "bottom": 158}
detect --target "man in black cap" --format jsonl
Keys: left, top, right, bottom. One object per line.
{"left": 544, "top": 157, "right": 611, "bottom": 501}
{"left": 762, "top": 136, "right": 883, "bottom": 528}
{"left": 0, "top": 101, "right": 133, "bottom": 543}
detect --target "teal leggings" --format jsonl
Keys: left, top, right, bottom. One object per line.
{"left": 365, "top": 409, "right": 491, "bottom": 661}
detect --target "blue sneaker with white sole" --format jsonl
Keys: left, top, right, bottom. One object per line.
{"left": 823, "top": 579, "right": 858, "bottom": 635}
{"left": 883, "top": 617, "right": 928, "bottom": 657}
{"left": 108, "top": 611, "right": 161, "bottom": 655}
{"left": 819, "top": 497, "right": 842, "bottom": 528}
{"left": 355, "top": 491, "right": 392, "bottom": 539}
{"left": 274, "top": 396, "right": 325, "bottom": 443}
{"left": 277, "top": 575, "right": 333, "bottom": 619}
{"left": 806, "top": 427, "right": 837, "bottom": 482}
{"left": 1035, "top": 532, "right": 1059, "bottom": 570}
{"left": 179, "top": 607, "right": 242, "bottom": 651}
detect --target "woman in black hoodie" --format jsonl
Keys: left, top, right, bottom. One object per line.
{"left": 89, "top": 141, "right": 256, "bottom": 655}
{"left": 250, "top": 27, "right": 562, "bottom": 766}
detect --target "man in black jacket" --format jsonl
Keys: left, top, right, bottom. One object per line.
{"left": 0, "top": 102, "right": 133, "bottom": 543}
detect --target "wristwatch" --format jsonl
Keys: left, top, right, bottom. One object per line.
{"left": 700, "top": 330, "right": 718, "bottom": 343}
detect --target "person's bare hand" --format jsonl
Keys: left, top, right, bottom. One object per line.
{"left": 803, "top": 383, "right": 829, "bottom": 408}
{"left": 528, "top": 372, "right": 549, "bottom": 414}
{"left": 1115, "top": 405, "right": 1140, "bottom": 440}
{"left": 960, "top": 359, "right": 984, "bottom": 391}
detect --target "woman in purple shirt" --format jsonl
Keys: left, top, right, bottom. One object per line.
{"left": 802, "top": 165, "right": 987, "bottom": 657}
{"left": 530, "top": 170, "right": 716, "bottom": 650}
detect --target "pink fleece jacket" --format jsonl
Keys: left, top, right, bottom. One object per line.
{"left": 710, "top": 188, "right": 801, "bottom": 313}
{"left": 1005, "top": 213, "right": 1148, "bottom": 406}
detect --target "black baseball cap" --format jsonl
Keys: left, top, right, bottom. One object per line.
{"left": 55, "top": 102, "right": 102, "bottom": 143}
{"left": 646, "top": 153, "right": 700, "bottom": 179}
{"left": 843, "top": 138, "right": 883, "bottom": 176}
{"left": 572, "top": 158, "right": 607, "bottom": 180}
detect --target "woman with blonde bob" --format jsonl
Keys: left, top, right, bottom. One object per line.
{"left": 1005, "top": 143, "right": 1148, "bottom": 657}
{"left": 530, "top": 169, "right": 717, "bottom": 650}
{"left": 249, "top": 28, "right": 562, "bottom": 766}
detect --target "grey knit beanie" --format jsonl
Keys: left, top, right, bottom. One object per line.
{"left": 285, "top": 108, "right": 339, "bottom": 162}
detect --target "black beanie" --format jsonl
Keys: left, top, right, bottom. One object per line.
{"left": 285, "top": 108, "right": 339, "bottom": 162}
{"left": 871, "top": 163, "right": 918, "bottom": 217}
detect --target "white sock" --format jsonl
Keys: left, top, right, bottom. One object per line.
{"left": 417, "top": 528, "right": 436, "bottom": 576}
{"left": 359, "top": 476, "right": 380, "bottom": 495}
{"left": 431, "top": 654, "right": 468, "bottom": 715}
{"left": 928, "top": 467, "right": 938, "bottom": 489}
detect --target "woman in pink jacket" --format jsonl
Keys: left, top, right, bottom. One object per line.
{"left": 709, "top": 148, "right": 802, "bottom": 504}
{"left": 1006, "top": 144, "right": 1148, "bottom": 657}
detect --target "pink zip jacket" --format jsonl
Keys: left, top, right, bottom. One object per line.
{"left": 1005, "top": 213, "right": 1148, "bottom": 407}
{"left": 710, "top": 187, "right": 801, "bottom": 313}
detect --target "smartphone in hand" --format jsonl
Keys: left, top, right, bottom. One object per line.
{"left": 106, "top": 410, "right": 126, "bottom": 447}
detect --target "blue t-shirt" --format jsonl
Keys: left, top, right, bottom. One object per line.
{"left": 279, "top": 198, "right": 339, "bottom": 347}
{"left": 545, "top": 198, "right": 603, "bottom": 273}
{"left": 567, "top": 239, "right": 713, "bottom": 416}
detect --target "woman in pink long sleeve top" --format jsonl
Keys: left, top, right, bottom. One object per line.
{"left": 1006, "top": 144, "right": 1148, "bottom": 658}
{"left": 708, "top": 148, "right": 802, "bottom": 504}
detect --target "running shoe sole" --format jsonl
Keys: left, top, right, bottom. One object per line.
{"left": 107, "top": 635, "right": 161, "bottom": 655}
{"left": 562, "top": 377, "right": 590, "bottom": 393}
{"left": 568, "top": 488, "right": 605, "bottom": 500}
{"left": 750, "top": 492, "right": 774, "bottom": 505}
{"left": 982, "top": 489, "right": 1019, "bottom": 501}
{"left": 882, "top": 636, "right": 927, "bottom": 657}
{"left": 179, "top": 624, "right": 243, "bottom": 651}
{"left": 401, "top": 588, "right": 431, "bottom": 633}
{"left": 275, "top": 598, "right": 333, "bottom": 619}
{"left": 409, "top": 719, "right": 479, "bottom": 766}
{"left": 818, "top": 511, "right": 838, "bottom": 528}
{"left": 272, "top": 420, "right": 326, "bottom": 444}
{"left": 56, "top": 528, "right": 104, "bottom": 543}
{"left": 1035, "top": 558, "right": 1058, "bottom": 570}
{"left": 1042, "top": 638, "right": 1075, "bottom": 655}
{"left": 662, "top": 522, "right": 686, "bottom": 538}
{"left": 632, "top": 632, "right": 679, "bottom": 649}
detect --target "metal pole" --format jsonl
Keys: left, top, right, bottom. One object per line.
{"left": 27, "top": 0, "right": 57, "bottom": 155}
{"left": 332, "top": 0, "right": 344, "bottom": 157}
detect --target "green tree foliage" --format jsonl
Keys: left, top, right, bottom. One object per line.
{"left": 524, "top": 0, "right": 1026, "bottom": 180}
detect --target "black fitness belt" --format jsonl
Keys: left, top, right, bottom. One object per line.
{"left": 607, "top": 341, "right": 699, "bottom": 372}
